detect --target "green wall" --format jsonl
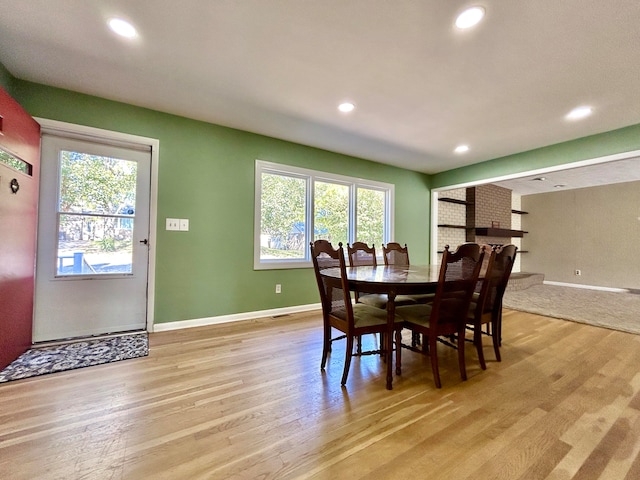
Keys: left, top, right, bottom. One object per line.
{"left": 8, "top": 78, "right": 431, "bottom": 324}
{"left": 4, "top": 67, "right": 640, "bottom": 326}
{"left": 432, "top": 124, "right": 640, "bottom": 189}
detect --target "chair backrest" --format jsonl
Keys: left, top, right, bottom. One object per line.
{"left": 347, "top": 242, "right": 377, "bottom": 267}
{"left": 478, "top": 243, "right": 493, "bottom": 280}
{"left": 486, "top": 244, "right": 518, "bottom": 316}
{"left": 431, "top": 243, "right": 484, "bottom": 329}
{"left": 473, "top": 246, "right": 497, "bottom": 316}
{"left": 310, "top": 240, "right": 354, "bottom": 325}
{"left": 382, "top": 242, "right": 409, "bottom": 266}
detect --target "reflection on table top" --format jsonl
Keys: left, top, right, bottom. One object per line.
{"left": 321, "top": 264, "right": 441, "bottom": 285}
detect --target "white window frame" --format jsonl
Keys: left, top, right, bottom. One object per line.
{"left": 254, "top": 160, "right": 394, "bottom": 270}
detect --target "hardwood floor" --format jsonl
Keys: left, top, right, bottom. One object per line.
{"left": 2, "top": 309, "right": 640, "bottom": 479}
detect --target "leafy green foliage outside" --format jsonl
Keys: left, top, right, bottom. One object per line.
{"left": 260, "top": 172, "right": 387, "bottom": 259}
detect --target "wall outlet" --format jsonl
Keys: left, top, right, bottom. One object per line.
{"left": 575, "top": 269, "right": 581, "bottom": 276}
{"left": 166, "top": 218, "right": 180, "bottom": 231}
{"left": 179, "top": 218, "right": 189, "bottom": 231}
{"left": 275, "top": 284, "right": 282, "bottom": 294}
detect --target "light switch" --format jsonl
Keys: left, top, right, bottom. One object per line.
{"left": 166, "top": 218, "right": 180, "bottom": 230}
{"left": 179, "top": 219, "right": 189, "bottom": 231}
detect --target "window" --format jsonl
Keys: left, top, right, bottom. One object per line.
{"left": 255, "top": 160, "right": 394, "bottom": 269}
{"left": 0, "top": 147, "right": 32, "bottom": 175}
{"left": 56, "top": 149, "right": 138, "bottom": 276}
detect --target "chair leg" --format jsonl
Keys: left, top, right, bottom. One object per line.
{"left": 395, "top": 329, "right": 402, "bottom": 375}
{"left": 492, "top": 317, "right": 502, "bottom": 362}
{"left": 422, "top": 336, "right": 429, "bottom": 354}
{"left": 458, "top": 327, "right": 467, "bottom": 381}
{"left": 356, "top": 335, "right": 362, "bottom": 355}
{"left": 341, "top": 335, "right": 354, "bottom": 385}
{"left": 321, "top": 323, "right": 331, "bottom": 370}
{"left": 379, "top": 332, "right": 385, "bottom": 358}
{"left": 429, "top": 336, "right": 441, "bottom": 389}
{"left": 475, "top": 322, "right": 487, "bottom": 370}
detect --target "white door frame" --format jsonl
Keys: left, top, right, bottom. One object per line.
{"left": 35, "top": 118, "right": 159, "bottom": 333}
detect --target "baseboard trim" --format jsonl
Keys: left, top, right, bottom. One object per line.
{"left": 544, "top": 281, "right": 628, "bottom": 293}
{"left": 152, "top": 303, "right": 322, "bottom": 332}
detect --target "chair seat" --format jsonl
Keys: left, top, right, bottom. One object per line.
{"left": 407, "top": 293, "right": 436, "bottom": 304}
{"left": 397, "top": 300, "right": 466, "bottom": 328}
{"left": 358, "top": 293, "right": 388, "bottom": 309}
{"left": 359, "top": 293, "right": 417, "bottom": 309}
{"left": 468, "top": 299, "right": 492, "bottom": 321}
{"left": 333, "top": 303, "right": 402, "bottom": 328}
{"left": 395, "top": 304, "right": 432, "bottom": 327}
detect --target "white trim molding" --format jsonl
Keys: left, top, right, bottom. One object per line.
{"left": 543, "top": 280, "right": 629, "bottom": 293}
{"left": 153, "top": 303, "right": 322, "bottom": 332}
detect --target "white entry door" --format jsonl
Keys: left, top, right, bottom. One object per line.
{"left": 34, "top": 134, "right": 151, "bottom": 342}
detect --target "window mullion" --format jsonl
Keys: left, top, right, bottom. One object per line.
{"left": 349, "top": 184, "right": 357, "bottom": 244}
{"left": 306, "top": 175, "right": 314, "bottom": 260}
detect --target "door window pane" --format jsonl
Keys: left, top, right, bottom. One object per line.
{"left": 59, "top": 150, "right": 137, "bottom": 214}
{"left": 260, "top": 172, "right": 307, "bottom": 260}
{"left": 314, "top": 181, "right": 349, "bottom": 245}
{"left": 56, "top": 150, "right": 137, "bottom": 276}
{"left": 57, "top": 214, "right": 133, "bottom": 275}
{"left": 357, "top": 187, "right": 385, "bottom": 246}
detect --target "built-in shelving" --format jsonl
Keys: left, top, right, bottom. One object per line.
{"left": 438, "top": 189, "right": 529, "bottom": 256}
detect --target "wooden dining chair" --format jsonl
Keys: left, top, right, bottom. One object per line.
{"left": 346, "top": 241, "right": 384, "bottom": 354}
{"left": 467, "top": 244, "right": 518, "bottom": 369}
{"left": 396, "top": 243, "right": 484, "bottom": 388}
{"left": 347, "top": 242, "right": 417, "bottom": 309}
{"left": 310, "top": 240, "right": 401, "bottom": 386}
{"left": 382, "top": 242, "right": 432, "bottom": 305}
{"left": 347, "top": 241, "right": 380, "bottom": 305}
{"left": 382, "top": 242, "right": 410, "bottom": 266}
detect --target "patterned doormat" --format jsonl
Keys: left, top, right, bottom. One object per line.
{"left": 0, "top": 332, "right": 149, "bottom": 383}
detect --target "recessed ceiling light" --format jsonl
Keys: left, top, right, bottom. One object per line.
{"left": 566, "top": 106, "right": 593, "bottom": 120}
{"left": 454, "top": 145, "right": 469, "bottom": 153}
{"left": 338, "top": 102, "right": 355, "bottom": 113}
{"left": 532, "top": 177, "right": 547, "bottom": 181}
{"left": 455, "top": 6, "right": 485, "bottom": 29}
{"left": 108, "top": 18, "right": 137, "bottom": 38}
{"left": 554, "top": 184, "right": 567, "bottom": 188}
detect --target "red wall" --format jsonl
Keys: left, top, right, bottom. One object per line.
{"left": 0, "top": 87, "right": 41, "bottom": 370}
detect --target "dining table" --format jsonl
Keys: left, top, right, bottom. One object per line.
{"left": 319, "top": 264, "right": 443, "bottom": 390}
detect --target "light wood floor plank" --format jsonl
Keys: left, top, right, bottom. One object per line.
{"left": 2, "top": 309, "right": 640, "bottom": 479}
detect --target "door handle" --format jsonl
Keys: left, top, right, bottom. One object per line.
{"left": 139, "top": 239, "right": 148, "bottom": 245}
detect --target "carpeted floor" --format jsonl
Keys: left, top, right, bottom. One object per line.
{"left": 0, "top": 332, "right": 149, "bottom": 383}
{"left": 503, "top": 284, "right": 640, "bottom": 335}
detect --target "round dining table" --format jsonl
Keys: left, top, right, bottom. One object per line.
{"left": 320, "top": 264, "right": 442, "bottom": 390}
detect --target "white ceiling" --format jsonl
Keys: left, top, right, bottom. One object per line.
{"left": 492, "top": 155, "right": 640, "bottom": 195}
{"left": 1, "top": 1, "right": 640, "bottom": 179}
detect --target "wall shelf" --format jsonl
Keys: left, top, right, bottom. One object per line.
{"left": 437, "top": 224, "right": 468, "bottom": 229}
{"left": 475, "top": 227, "right": 527, "bottom": 238}
{"left": 438, "top": 197, "right": 474, "bottom": 206}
